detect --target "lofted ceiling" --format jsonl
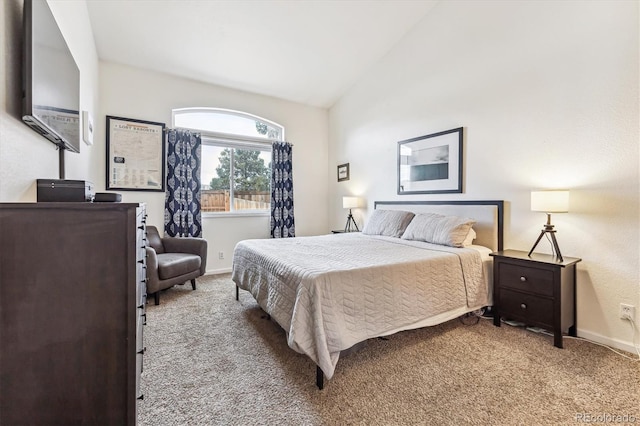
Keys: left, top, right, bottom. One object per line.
{"left": 85, "top": 0, "right": 438, "bottom": 109}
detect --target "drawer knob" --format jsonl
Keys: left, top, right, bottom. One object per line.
{"left": 520, "top": 276, "right": 527, "bottom": 282}
{"left": 520, "top": 303, "right": 527, "bottom": 310}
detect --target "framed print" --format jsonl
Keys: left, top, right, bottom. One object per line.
{"left": 106, "top": 116, "right": 166, "bottom": 191}
{"left": 397, "top": 127, "right": 463, "bottom": 195}
{"left": 337, "top": 163, "right": 350, "bottom": 182}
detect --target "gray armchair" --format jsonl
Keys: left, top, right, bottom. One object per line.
{"left": 145, "top": 226, "right": 208, "bottom": 305}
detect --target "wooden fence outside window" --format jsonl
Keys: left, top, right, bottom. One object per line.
{"left": 201, "top": 190, "right": 270, "bottom": 212}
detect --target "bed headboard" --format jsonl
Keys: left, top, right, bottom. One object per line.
{"left": 374, "top": 200, "right": 504, "bottom": 252}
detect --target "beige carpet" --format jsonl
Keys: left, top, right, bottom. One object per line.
{"left": 139, "top": 274, "right": 639, "bottom": 425}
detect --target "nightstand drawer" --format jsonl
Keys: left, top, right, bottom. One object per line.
{"left": 498, "top": 263, "right": 554, "bottom": 297}
{"left": 499, "top": 289, "right": 553, "bottom": 326}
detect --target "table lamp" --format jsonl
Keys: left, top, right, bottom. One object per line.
{"left": 528, "top": 190, "right": 569, "bottom": 261}
{"left": 343, "top": 196, "right": 360, "bottom": 232}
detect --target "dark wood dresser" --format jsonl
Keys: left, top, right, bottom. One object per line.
{"left": 0, "top": 202, "right": 146, "bottom": 425}
{"left": 490, "top": 249, "right": 581, "bottom": 348}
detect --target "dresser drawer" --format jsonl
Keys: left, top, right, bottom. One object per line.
{"left": 136, "top": 266, "right": 146, "bottom": 308}
{"left": 498, "top": 262, "right": 554, "bottom": 297}
{"left": 499, "top": 289, "right": 553, "bottom": 327}
{"left": 136, "top": 311, "right": 144, "bottom": 352}
{"left": 136, "top": 351, "right": 143, "bottom": 401}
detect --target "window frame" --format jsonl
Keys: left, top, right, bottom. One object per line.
{"left": 172, "top": 108, "right": 284, "bottom": 217}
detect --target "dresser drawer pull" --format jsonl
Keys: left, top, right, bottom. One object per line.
{"left": 138, "top": 304, "right": 144, "bottom": 309}
{"left": 137, "top": 394, "right": 144, "bottom": 401}
{"left": 137, "top": 347, "right": 146, "bottom": 355}
{"left": 520, "top": 303, "right": 527, "bottom": 310}
{"left": 520, "top": 276, "right": 527, "bottom": 282}
{"left": 138, "top": 225, "right": 144, "bottom": 230}
{"left": 138, "top": 259, "right": 144, "bottom": 264}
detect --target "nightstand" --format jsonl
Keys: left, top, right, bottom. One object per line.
{"left": 490, "top": 249, "right": 581, "bottom": 348}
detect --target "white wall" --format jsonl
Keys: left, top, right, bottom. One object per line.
{"left": 329, "top": 0, "right": 639, "bottom": 351}
{"left": 1, "top": 0, "right": 99, "bottom": 201}
{"left": 99, "top": 62, "right": 329, "bottom": 274}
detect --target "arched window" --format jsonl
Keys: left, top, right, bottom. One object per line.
{"left": 173, "top": 108, "right": 284, "bottom": 141}
{"left": 172, "top": 108, "right": 284, "bottom": 215}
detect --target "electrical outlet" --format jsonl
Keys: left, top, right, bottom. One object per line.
{"left": 619, "top": 304, "right": 635, "bottom": 321}
{"left": 218, "top": 251, "right": 224, "bottom": 260}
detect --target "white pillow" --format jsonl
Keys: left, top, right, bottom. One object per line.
{"left": 362, "top": 210, "right": 415, "bottom": 238}
{"left": 462, "top": 228, "right": 477, "bottom": 247}
{"left": 401, "top": 213, "right": 476, "bottom": 247}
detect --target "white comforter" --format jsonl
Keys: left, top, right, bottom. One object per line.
{"left": 231, "top": 232, "right": 488, "bottom": 379}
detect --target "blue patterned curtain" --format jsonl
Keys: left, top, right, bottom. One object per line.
{"left": 271, "top": 141, "right": 295, "bottom": 238}
{"left": 164, "top": 129, "right": 202, "bottom": 237}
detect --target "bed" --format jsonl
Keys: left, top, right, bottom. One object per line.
{"left": 231, "top": 200, "right": 504, "bottom": 388}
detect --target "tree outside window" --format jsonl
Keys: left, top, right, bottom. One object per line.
{"left": 209, "top": 148, "right": 270, "bottom": 192}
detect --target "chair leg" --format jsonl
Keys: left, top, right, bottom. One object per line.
{"left": 154, "top": 292, "right": 160, "bottom": 305}
{"left": 191, "top": 279, "right": 196, "bottom": 290}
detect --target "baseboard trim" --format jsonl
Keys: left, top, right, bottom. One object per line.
{"left": 204, "top": 267, "right": 232, "bottom": 276}
{"left": 576, "top": 327, "right": 638, "bottom": 355}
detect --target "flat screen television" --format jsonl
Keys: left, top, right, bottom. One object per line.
{"left": 22, "top": 0, "right": 81, "bottom": 153}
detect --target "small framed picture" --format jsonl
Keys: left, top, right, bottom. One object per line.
{"left": 337, "top": 163, "right": 350, "bottom": 182}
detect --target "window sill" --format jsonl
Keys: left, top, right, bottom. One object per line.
{"left": 203, "top": 211, "right": 270, "bottom": 219}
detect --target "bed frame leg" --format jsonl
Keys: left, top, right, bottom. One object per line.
{"left": 235, "top": 285, "right": 239, "bottom": 301}
{"left": 316, "top": 366, "right": 324, "bottom": 390}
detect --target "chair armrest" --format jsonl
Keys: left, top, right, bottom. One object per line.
{"left": 162, "top": 237, "right": 208, "bottom": 275}
{"left": 145, "top": 246, "right": 161, "bottom": 293}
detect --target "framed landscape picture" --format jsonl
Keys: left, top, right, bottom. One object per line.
{"left": 397, "top": 127, "right": 463, "bottom": 195}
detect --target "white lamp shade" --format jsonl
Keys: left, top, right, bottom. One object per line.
{"left": 343, "top": 196, "right": 359, "bottom": 209}
{"left": 531, "top": 190, "right": 569, "bottom": 213}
